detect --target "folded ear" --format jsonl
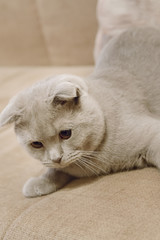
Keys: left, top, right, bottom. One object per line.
{"left": 53, "top": 82, "right": 81, "bottom": 105}
{"left": 0, "top": 97, "right": 21, "bottom": 127}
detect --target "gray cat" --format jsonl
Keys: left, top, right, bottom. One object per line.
{"left": 1, "top": 27, "right": 160, "bottom": 197}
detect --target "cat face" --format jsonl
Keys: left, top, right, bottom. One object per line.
{"left": 0, "top": 75, "right": 105, "bottom": 170}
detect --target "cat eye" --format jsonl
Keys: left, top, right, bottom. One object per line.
{"left": 59, "top": 129, "right": 72, "bottom": 140}
{"left": 31, "top": 141, "right": 43, "bottom": 149}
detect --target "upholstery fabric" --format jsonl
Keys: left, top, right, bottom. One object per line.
{"left": 1, "top": 67, "right": 160, "bottom": 239}
{"left": 94, "top": 0, "right": 160, "bottom": 61}
{"left": 1, "top": 1, "right": 160, "bottom": 239}
{"left": 0, "top": 0, "right": 97, "bottom": 66}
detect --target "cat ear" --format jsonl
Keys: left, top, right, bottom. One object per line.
{"left": 53, "top": 82, "right": 81, "bottom": 105}
{"left": 0, "top": 98, "right": 21, "bottom": 127}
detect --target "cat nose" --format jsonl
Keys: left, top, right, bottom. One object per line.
{"left": 52, "top": 157, "right": 62, "bottom": 164}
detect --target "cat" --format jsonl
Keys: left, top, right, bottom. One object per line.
{"left": 1, "top": 27, "right": 160, "bottom": 198}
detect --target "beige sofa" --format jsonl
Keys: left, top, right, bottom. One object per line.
{"left": 1, "top": 1, "right": 160, "bottom": 240}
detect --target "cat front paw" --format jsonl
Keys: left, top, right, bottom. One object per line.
{"left": 22, "top": 176, "right": 56, "bottom": 198}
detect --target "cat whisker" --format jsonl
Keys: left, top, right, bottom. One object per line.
{"left": 42, "top": 150, "right": 107, "bottom": 176}
{"left": 71, "top": 150, "right": 107, "bottom": 163}
{"left": 77, "top": 161, "right": 96, "bottom": 176}
{"left": 81, "top": 157, "right": 106, "bottom": 175}
{"left": 75, "top": 161, "right": 90, "bottom": 177}
{"left": 60, "top": 150, "right": 107, "bottom": 176}
{"left": 82, "top": 153, "right": 107, "bottom": 164}
{"left": 67, "top": 151, "right": 80, "bottom": 158}
{"left": 62, "top": 156, "right": 80, "bottom": 167}
{"left": 78, "top": 158, "right": 100, "bottom": 176}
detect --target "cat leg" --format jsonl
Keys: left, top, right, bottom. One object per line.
{"left": 137, "top": 116, "right": 160, "bottom": 169}
{"left": 146, "top": 132, "right": 160, "bottom": 169}
{"left": 22, "top": 168, "right": 72, "bottom": 198}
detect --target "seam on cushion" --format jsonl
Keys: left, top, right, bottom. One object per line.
{"left": 1, "top": 179, "right": 72, "bottom": 240}
{"left": 32, "top": 0, "right": 52, "bottom": 65}
{"left": 2, "top": 190, "right": 72, "bottom": 239}
{"left": 2, "top": 180, "right": 92, "bottom": 239}
{"left": 2, "top": 195, "right": 48, "bottom": 240}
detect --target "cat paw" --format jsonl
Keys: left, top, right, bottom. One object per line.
{"left": 22, "top": 177, "right": 56, "bottom": 198}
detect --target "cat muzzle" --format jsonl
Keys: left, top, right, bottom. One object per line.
{"left": 51, "top": 157, "right": 62, "bottom": 164}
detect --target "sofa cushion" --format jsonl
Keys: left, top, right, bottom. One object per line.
{"left": 1, "top": 67, "right": 160, "bottom": 240}
{"left": 0, "top": 0, "right": 97, "bottom": 66}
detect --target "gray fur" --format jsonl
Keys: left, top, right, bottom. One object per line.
{"left": 1, "top": 27, "right": 160, "bottom": 197}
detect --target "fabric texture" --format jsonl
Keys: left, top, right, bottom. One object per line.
{"left": 0, "top": 0, "right": 97, "bottom": 66}
{"left": 1, "top": 68, "right": 160, "bottom": 239}
{"left": 94, "top": 0, "right": 160, "bottom": 60}
{"left": 1, "top": 1, "right": 160, "bottom": 239}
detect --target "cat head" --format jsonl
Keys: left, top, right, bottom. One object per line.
{"left": 0, "top": 74, "right": 105, "bottom": 171}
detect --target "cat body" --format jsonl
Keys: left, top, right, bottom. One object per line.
{"left": 1, "top": 27, "right": 160, "bottom": 197}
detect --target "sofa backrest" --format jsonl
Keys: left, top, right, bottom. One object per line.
{"left": 0, "top": 0, "right": 97, "bottom": 66}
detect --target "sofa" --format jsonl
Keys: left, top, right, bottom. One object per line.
{"left": 1, "top": 1, "right": 160, "bottom": 239}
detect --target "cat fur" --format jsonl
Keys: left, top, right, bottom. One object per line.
{"left": 1, "top": 27, "right": 160, "bottom": 197}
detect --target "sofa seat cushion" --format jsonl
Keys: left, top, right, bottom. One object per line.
{"left": 1, "top": 67, "right": 160, "bottom": 240}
